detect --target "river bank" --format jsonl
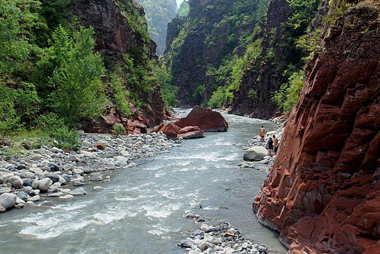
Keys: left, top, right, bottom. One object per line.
{"left": 0, "top": 132, "right": 182, "bottom": 212}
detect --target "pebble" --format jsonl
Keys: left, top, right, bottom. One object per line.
{"left": 180, "top": 213, "right": 269, "bottom": 254}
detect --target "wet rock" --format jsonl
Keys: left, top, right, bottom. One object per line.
{"left": 23, "top": 179, "right": 32, "bottom": 187}
{"left": 243, "top": 146, "right": 268, "bottom": 161}
{"left": 49, "top": 163, "right": 60, "bottom": 172}
{"left": 0, "top": 205, "right": 5, "bottom": 213}
{"left": 47, "top": 173, "right": 60, "bottom": 183}
{"left": 0, "top": 193, "right": 17, "bottom": 209}
{"left": 28, "top": 195, "right": 41, "bottom": 202}
{"left": 93, "top": 186, "right": 104, "bottom": 191}
{"left": 48, "top": 182, "right": 61, "bottom": 193}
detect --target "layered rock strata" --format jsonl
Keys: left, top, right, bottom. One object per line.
{"left": 253, "top": 4, "right": 380, "bottom": 254}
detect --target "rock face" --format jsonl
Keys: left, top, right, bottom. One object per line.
{"left": 71, "top": 0, "right": 165, "bottom": 129}
{"left": 175, "top": 106, "right": 228, "bottom": 132}
{"left": 134, "top": 0, "right": 178, "bottom": 55}
{"left": 253, "top": 4, "right": 380, "bottom": 254}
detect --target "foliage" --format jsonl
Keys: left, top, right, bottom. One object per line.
{"left": 272, "top": 70, "right": 305, "bottom": 112}
{"left": 49, "top": 26, "right": 106, "bottom": 127}
{"left": 0, "top": 0, "right": 40, "bottom": 76}
{"left": 110, "top": 74, "right": 131, "bottom": 117}
{"left": 177, "top": 1, "right": 189, "bottom": 17}
{"left": 151, "top": 63, "right": 178, "bottom": 107}
{"left": 53, "top": 125, "right": 82, "bottom": 151}
{"left": 0, "top": 84, "right": 19, "bottom": 141}
{"left": 112, "top": 123, "right": 126, "bottom": 137}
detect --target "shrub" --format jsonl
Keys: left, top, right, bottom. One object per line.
{"left": 112, "top": 123, "right": 126, "bottom": 137}
{"left": 52, "top": 125, "right": 82, "bottom": 151}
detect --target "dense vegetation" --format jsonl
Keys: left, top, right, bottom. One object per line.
{"left": 164, "top": 0, "right": 327, "bottom": 116}
{"left": 0, "top": 0, "right": 169, "bottom": 151}
{"left": 135, "top": 0, "right": 178, "bottom": 55}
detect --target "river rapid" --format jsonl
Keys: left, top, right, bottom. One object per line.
{"left": 0, "top": 110, "right": 286, "bottom": 254}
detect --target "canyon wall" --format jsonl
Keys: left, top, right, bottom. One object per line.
{"left": 70, "top": 0, "right": 165, "bottom": 127}
{"left": 253, "top": 2, "right": 380, "bottom": 254}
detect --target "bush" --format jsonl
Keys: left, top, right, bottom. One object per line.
{"left": 49, "top": 25, "right": 106, "bottom": 127}
{"left": 112, "top": 123, "right": 126, "bottom": 137}
{"left": 272, "top": 70, "right": 305, "bottom": 112}
{"left": 53, "top": 125, "right": 82, "bottom": 151}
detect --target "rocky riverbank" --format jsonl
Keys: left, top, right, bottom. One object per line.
{"left": 179, "top": 212, "right": 269, "bottom": 254}
{"left": 239, "top": 117, "right": 285, "bottom": 170}
{"left": 0, "top": 132, "right": 181, "bottom": 213}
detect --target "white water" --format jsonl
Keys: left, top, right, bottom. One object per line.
{"left": 0, "top": 110, "right": 286, "bottom": 253}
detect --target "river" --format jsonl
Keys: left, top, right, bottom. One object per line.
{"left": 0, "top": 110, "right": 286, "bottom": 254}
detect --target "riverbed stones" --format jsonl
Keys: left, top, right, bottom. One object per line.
{"left": 0, "top": 132, "right": 181, "bottom": 213}
{"left": 243, "top": 146, "right": 268, "bottom": 161}
{"left": 59, "top": 194, "right": 74, "bottom": 201}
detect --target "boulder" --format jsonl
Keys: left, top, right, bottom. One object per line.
{"left": 178, "top": 126, "right": 204, "bottom": 139}
{"left": 175, "top": 106, "right": 228, "bottom": 132}
{"left": 38, "top": 178, "right": 53, "bottom": 192}
{"left": 0, "top": 193, "right": 17, "bottom": 209}
{"left": 9, "top": 176, "right": 23, "bottom": 189}
{"left": 243, "top": 146, "right": 268, "bottom": 161}
{"left": 152, "top": 122, "right": 181, "bottom": 139}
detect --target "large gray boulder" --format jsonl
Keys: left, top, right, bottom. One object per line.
{"left": 38, "top": 178, "right": 53, "bottom": 192}
{"left": 243, "top": 146, "right": 269, "bottom": 161}
{"left": 0, "top": 193, "right": 17, "bottom": 209}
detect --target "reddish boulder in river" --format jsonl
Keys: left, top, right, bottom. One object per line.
{"left": 175, "top": 106, "right": 228, "bottom": 132}
{"left": 178, "top": 126, "right": 204, "bottom": 139}
{"left": 253, "top": 4, "right": 380, "bottom": 254}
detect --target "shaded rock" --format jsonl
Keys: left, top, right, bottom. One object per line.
{"left": 21, "top": 186, "right": 33, "bottom": 194}
{"left": 0, "top": 193, "right": 17, "bottom": 209}
{"left": 243, "top": 146, "right": 268, "bottom": 161}
{"left": 0, "top": 205, "right": 5, "bottom": 213}
{"left": 23, "top": 179, "right": 32, "bottom": 187}
{"left": 17, "top": 192, "right": 28, "bottom": 201}
{"left": 175, "top": 106, "right": 228, "bottom": 132}
{"left": 178, "top": 126, "right": 204, "bottom": 139}
{"left": 47, "top": 173, "right": 60, "bottom": 183}
{"left": 49, "top": 163, "right": 60, "bottom": 172}
{"left": 180, "top": 239, "right": 192, "bottom": 248}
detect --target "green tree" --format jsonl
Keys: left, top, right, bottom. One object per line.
{"left": 151, "top": 64, "right": 178, "bottom": 107}
{"left": 49, "top": 26, "right": 106, "bottom": 126}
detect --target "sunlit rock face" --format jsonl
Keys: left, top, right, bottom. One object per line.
{"left": 254, "top": 4, "right": 380, "bottom": 254}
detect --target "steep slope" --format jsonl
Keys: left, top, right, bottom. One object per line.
{"left": 164, "top": 0, "right": 270, "bottom": 106}
{"left": 69, "top": 0, "right": 165, "bottom": 127}
{"left": 134, "top": 0, "right": 178, "bottom": 56}
{"left": 253, "top": 2, "right": 380, "bottom": 253}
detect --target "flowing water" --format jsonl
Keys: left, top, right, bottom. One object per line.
{"left": 0, "top": 110, "right": 287, "bottom": 254}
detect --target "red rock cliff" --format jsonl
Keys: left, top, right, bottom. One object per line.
{"left": 253, "top": 3, "right": 380, "bottom": 254}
